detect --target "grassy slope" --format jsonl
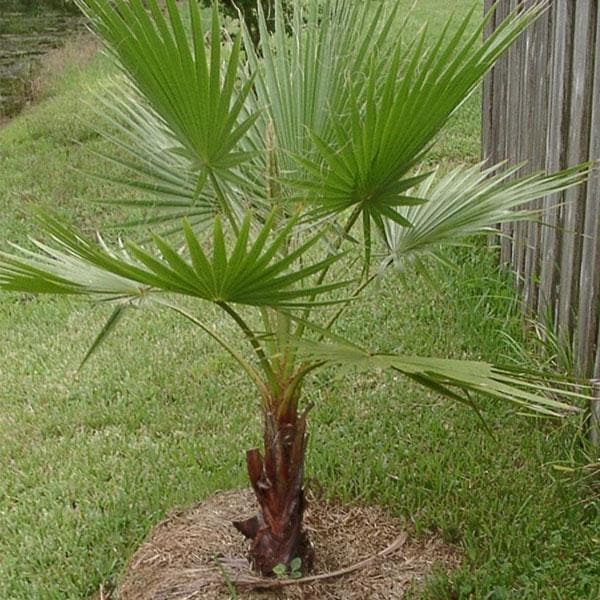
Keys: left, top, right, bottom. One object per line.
{"left": 1, "top": 2, "right": 599, "bottom": 598}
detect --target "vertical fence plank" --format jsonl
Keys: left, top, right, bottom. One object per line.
{"left": 575, "top": 5, "right": 600, "bottom": 377}
{"left": 595, "top": 328, "right": 600, "bottom": 379}
{"left": 491, "top": 0, "right": 511, "bottom": 170}
{"left": 523, "top": 5, "right": 551, "bottom": 315}
{"left": 511, "top": 0, "right": 531, "bottom": 290}
{"left": 556, "top": 0, "right": 595, "bottom": 349}
{"left": 591, "top": 381, "right": 600, "bottom": 448}
{"left": 482, "top": 0, "right": 496, "bottom": 165}
{"left": 538, "top": 0, "right": 573, "bottom": 323}
{"left": 483, "top": 0, "right": 500, "bottom": 248}
{"left": 499, "top": 0, "right": 519, "bottom": 265}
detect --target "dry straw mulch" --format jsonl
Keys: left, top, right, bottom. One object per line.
{"left": 116, "top": 489, "right": 460, "bottom": 600}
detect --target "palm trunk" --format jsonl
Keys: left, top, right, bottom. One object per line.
{"left": 233, "top": 405, "right": 314, "bottom": 575}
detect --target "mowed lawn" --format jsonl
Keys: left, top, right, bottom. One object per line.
{"left": 1, "top": 1, "right": 599, "bottom": 598}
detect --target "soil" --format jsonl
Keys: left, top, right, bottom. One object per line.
{"left": 114, "top": 488, "right": 460, "bottom": 599}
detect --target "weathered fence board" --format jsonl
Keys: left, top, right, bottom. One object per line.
{"left": 537, "top": 0, "right": 572, "bottom": 322}
{"left": 557, "top": 0, "right": 594, "bottom": 349}
{"left": 576, "top": 5, "right": 600, "bottom": 377}
{"left": 482, "top": 0, "right": 496, "bottom": 163}
{"left": 483, "top": 0, "right": 600, "bottom": 386}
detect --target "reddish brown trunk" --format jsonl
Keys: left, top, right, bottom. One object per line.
{"left": 233, "top": 407, "right": 314, "bottom": 575}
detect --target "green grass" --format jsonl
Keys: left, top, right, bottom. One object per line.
{"left": 1, "top": 2, "right": 599, "bottom": 599}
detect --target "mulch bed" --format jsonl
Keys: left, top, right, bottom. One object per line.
{"left": 115, "top": 489, "right": 461, "bottom": 599}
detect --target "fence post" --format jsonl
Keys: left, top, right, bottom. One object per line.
{"left": 591, "top": 380, "right": 600, "bottom": 447}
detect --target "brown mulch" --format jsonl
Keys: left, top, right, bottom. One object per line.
{"left": 115, "top": 489, "right": 460, "bottom": 600}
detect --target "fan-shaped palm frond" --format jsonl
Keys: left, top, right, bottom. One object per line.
{"left": 382, "top": 162, "right": 591, "bottom": 270}
{"left": 78, "top": 0, "right": 258, "bottom": 188}
{"left": 292, "top": 3, "right": 547, "bottom": 243}
{"left": 295, "top": 335, "right": 584, "bottom": 418}
{"left": 243, "top": 0, "right": 403, "bottom": 167}
{"left": 0, "top": 214, "right": 350, "bottom": 308}
{"left": 89, "top": 78, "right": 271, "bottom": 230}
{"left": 86, "top": 81, "right": 215, "bottom": 227}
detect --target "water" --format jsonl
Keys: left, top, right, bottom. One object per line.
{"left": 0, "top": 0, "right": 83, "bottom": 116}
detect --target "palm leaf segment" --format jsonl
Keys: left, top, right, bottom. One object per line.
{"left": 297, "top": 336, "right": 582, "bottom": 418}
{"left": 87, "top": 83, "right": 218, "bottom": 228}
{"left": 293, "top": 3, "right": 545, "bottom": 236}
{"left": 245, "top": 1, "right": 397, "bottom": 169}
{"left": 79, "top": 0, "right": 257, "bottom": 181}
{"left": 0, "top": 215, "right": 347, "bottom": 308}
{"left": 383, "top": 162, "right": 590, "bottom": 269}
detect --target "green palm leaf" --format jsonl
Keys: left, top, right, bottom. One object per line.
{"left": 243, "top": 0, "right": 401, "bottom": 171}
{"left": 78, "top": 305, "right": 128, "bottom": 369}
{"left": 86, "top": 81, "right": 215, "bottom": 223}
{"left": 295, "top": 335, "right": 584, "bottom": 418}
{"left": 78, "top": 0, "right": 258, "bottom": 185}
{"left": 383, "top": 162, "right": 591, "bottom": 269}
{"left": 0, "top": 214, "right": 350, "bottom": 308}
{"left": 292, "top": 3, "right": 546, "bottom": 240}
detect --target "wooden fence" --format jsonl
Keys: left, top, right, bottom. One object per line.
{"left": 482, "top": 0, "right": 600, "bottom": 386}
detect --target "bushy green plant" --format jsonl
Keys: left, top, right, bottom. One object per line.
{"left": 0, "top": 0, "right": 589, "bottom": 575}
{"left": 208, "top": 1, "right": 277, "bottom": 45}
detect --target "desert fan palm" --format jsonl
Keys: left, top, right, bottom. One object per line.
{"left": 0, "top": 0, "right": 590, "bottom": 575}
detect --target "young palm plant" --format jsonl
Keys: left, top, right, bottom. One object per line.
{"left": 0, "top": 0, "right": 590, "bottom": 575}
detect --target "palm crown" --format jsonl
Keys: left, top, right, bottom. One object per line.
{"left": 0, "top": 0, "right": 589, "bottom": 574}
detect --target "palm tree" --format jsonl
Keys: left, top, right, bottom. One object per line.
{"left": 0, "top": 0, "right": 589, "bottom": 576}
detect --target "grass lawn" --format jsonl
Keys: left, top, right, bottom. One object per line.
{"left": 1, "top": 1, "right": 599, "bottom": 598}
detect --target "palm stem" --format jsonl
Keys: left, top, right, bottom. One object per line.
{"left": 162, "top": 300, "right": 270, "bottom": 400}
{"left": 218, "top": 301, "right": 278, "bottom": 391}
{"left": 208, "top": 170, "right": 240, "bottom": 235}
{"left": 293, "top": 205, "right": 362, "bottom": 340}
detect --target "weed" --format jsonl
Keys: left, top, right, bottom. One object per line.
{"left": 273, "top": 557, "right": 302, "bottom": 579}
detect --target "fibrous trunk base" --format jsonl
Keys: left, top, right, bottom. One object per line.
{"left": 233, "top": 410, "right": 314, "bottom": 575}
{"left": 233, "top": 489, "right": 314, "bottom": 574}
